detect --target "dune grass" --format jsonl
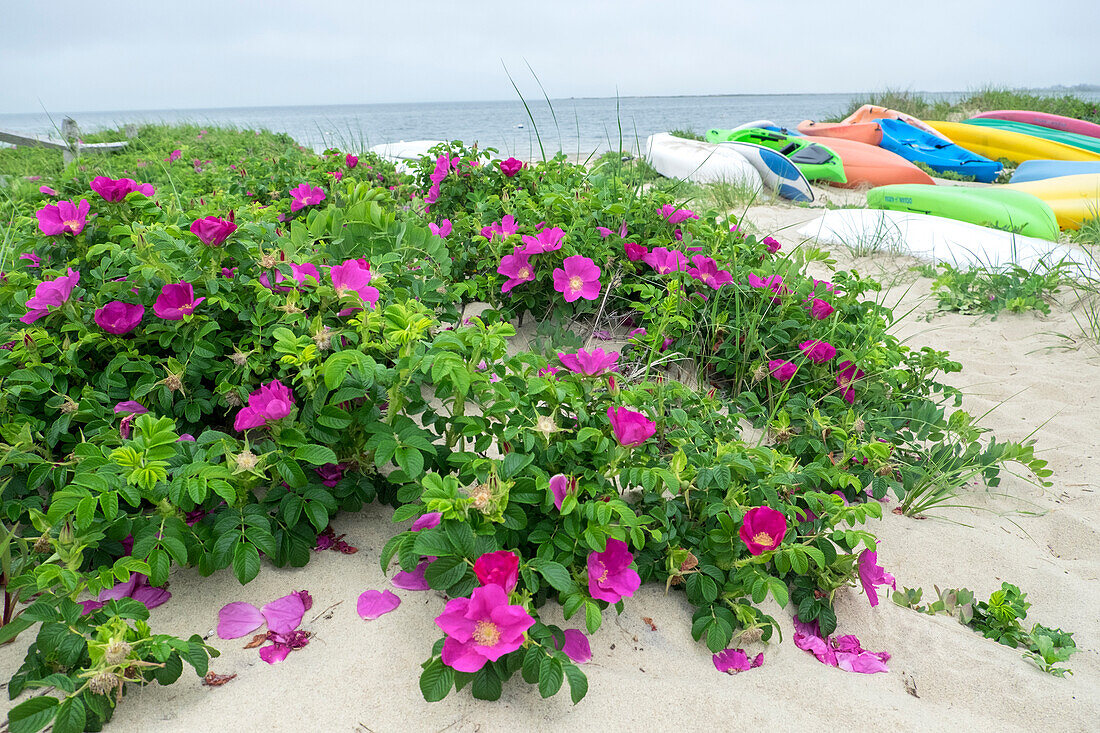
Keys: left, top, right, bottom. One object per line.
{"left": 824, "top": 87, "right": 1100, "bottom": 123}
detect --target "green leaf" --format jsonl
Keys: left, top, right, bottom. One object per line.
{"left": 584, "top": 601, "right": 602, "bottom": 634}
{"left": 184, "top": 639, "right": 211, "bottom": 676}
{"left": 419, "top": 658, "right": 454, "bottom": 702}
{"left": 538, "top": 655, "right": 564, "bottom": 698}
{"left": 767, "top": 577, "right": 790, "bottom": 608}
{"left": 293, "top": 445, "right": 339, "bottom": 466}
{"left": 232, "top": 541, "right": 261, "bottom": 584}
{"left": 147, "top": 548, "right": 170, "bottom": 586}
{"left": 522, "top": 646, "right": 542, "bottom": 684}
{"left": 563, "top": 662, "right": 588, "bottom": 704}
{"left": 470, "top": 666, "right": 502, "bottom": 701}
{"left": 424, "top": 556, "right": 467, "bottom": 590}
{"left": 444, "top": 521, "right": 476, "bottom": 558}
{"left": 532, "top": 560, "right": 577, "bottom": 594}
{"left": 8, "top": 696, "right": 58, "bottom": 733}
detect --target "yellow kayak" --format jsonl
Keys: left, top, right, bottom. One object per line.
{"left": 927, "top": 121, "right": 1100, "bottom": 165}
{"left": 1003, "top": 173, "right": 1100, "bottom": 230}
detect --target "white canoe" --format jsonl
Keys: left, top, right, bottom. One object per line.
{"left": 797, "top": 208, "right": 1098, "bottom": 276}
{"left": 644, "top": 133, "right": 763, "bottom": 192}
{"left": 717, "top": 141, "right": 813, "bottom": 202}
{"left": 368, "top": 140, "right": 446, "bottom": 172}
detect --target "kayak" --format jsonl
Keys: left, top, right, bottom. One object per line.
{"left": 644, "top": 133, "right": 763, "bottom": 191}
{"left": 962, "top": 119, "right": 1100, "bottom": 156}
{"left": 971, "top": 110, "right": 1100, "bottom": 140}
{"left": 876, "top": 119, "right": 1003, "bottom": 183}
{"left": 799, "top": 136, "right": 935, "bottom": 188}
{"left": 842, "top": 104, "right": 949, "bottom": 141}
{"left": 797, "top": 209, "right": 1097, "bottom": 275}
{"left": 926, "top": 121, "right": 1100, "bottom": 164}
{"left": 706, "top": 128, "right": 845, "bottom": 183}
{"left": 1011, "top": 160, "right": 1100, "bottom": 183}
{"left": 1003, "top": 173, "right": 1100, "bottom": 230}
{"left": 797, "top": 119, "right": 882, "bottom": 145}
{"left": 712, "top": 141, "right": 814, "bottom": 202}
{"left": 867, "top": 184, "right": 1059, "bottom": 241}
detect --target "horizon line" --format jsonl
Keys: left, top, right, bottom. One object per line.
{"left": 3, "top": 84, "right": 1098, "bottom": 118}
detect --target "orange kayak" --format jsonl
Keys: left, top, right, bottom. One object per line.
{"left": 806, "top": 136, "right": 936, "bottom": 188}
{"left": 841, "top": 104, "right": 949, "bottom": 141}
{"left": 798, "top": 120, "right": 882, "bottom": 145}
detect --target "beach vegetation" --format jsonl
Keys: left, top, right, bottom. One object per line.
{"left": 0, "top": 124, "right": 1063, "bottom": 728}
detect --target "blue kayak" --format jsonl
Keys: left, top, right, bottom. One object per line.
{"left": 876, "top": 119, "right": 1003, "bottom": 183}
{"left": 1010, "top": 160, "right": 1100, "bottom": 183}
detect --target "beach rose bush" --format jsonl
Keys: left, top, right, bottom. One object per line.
{"left": 0, "top": 125, "right": 1056, "bottom": 728}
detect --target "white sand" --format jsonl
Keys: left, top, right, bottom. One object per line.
{"left": 3, "top": 190, "right": 1099, "bottom": 733}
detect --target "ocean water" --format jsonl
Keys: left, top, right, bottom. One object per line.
{"left": 0, "top": 93, "right": 975, "bottom": 157}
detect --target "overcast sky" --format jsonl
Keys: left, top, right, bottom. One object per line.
{"left": 2, "top": 0, "right": 1096, "bottom": 114}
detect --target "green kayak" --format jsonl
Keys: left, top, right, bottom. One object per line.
{"left": 963, "top": 119, "right": 1100, "bottom": 156}
{"left": 706, "top": 128, "right": 847, "bottom": 183}
{"left": 867, "top": 184, "right": 1060, "bottom": 241}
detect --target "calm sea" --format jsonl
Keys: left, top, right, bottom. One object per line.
{"left": 2, "top": 91, "right": 1097, "bottom": 158}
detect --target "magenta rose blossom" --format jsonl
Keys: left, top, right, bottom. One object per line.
{"left": 289, "top": 183, "right": 325, "bottom": 212}
{"left": 473, "top": 551, "right": 520, "bottom": 593}
{"left": 481, "top": 214, "right": 519, "bottom": 242}
{"left": 497, "top": 250, "right": 535, "bottom": 294}
{"left": 768, "top": 359, "right": 797, "bottom": 381}
{"left": 558, "top": 347, "right": 619, "bottom": 376}
{"left": 94, "top": 301, "right": 145, "bottom": 335}
{"left": 153, "top": 282, "right": 204, "bottom": 320}
{"left": 428, "top": 219, "right": 452, "bottom": 238}
{"left": 739, "top": 506, "right": 787, "bottom": 555}
{"left": 329, "top": 258, "right": 380, "bottom": 308}
{"left": 436, "top": 584, "right": 535, "bottom": 672}
{"left": 587, "top": 538, "right": 641, "bottom": 604}
{"left": 836, "top": 361, "right": 865, "bottom": 404}
{"left": 21, "top": 268, "right": 80, "bottom": 324}
{"left": 857, "top": 545, "right": 896, "bottom": 607}
{"left": 411, "top": 512, "right": 442, "bottom": 531}
{"left": 553, "top": 255, "right": 601, "bottom": 302}
{"left": 190, "top": 215, "right": 237, "bottom": 247}
{"left": 643, "top": 247, "right": 689, "bottom": 274}
{"left": 37, "top": 199, "right": 90, "bottom": 236}
{"left": 762, "top": 236, "right": 781, "bottom": 254}
{"left": 799, "top": 340, "right": 837, "bottom": 364}
{"left": 687, "top": 255, "right": 733, "bottom": 290}
{"left": 658, "top": 204, "right": 699, "bottom": 225}
{"left": 623, "top": 242, "right": 649, "bottom": 261}
{"left": 90, "top": 176, "right": 154, "bottom": 202}
{"left": 549, "top": 474, "right": 577, "bottom": 510}
{"left": 607, "top": 406, "right": 656, "bottom": 447}
{"left": 519, "top": 226, "right": 564, "bottom": 255}
{"left": 345, "top": 153, "right": 358, "bottom": 168}
{"left": 499, "top": 157, "right": 523, "bottom": 177}
{"left": 233, "top": 379, "right": 295, "bottom": 432}
{"left": 810, "top": 298, "right": 834, "bottom": 320}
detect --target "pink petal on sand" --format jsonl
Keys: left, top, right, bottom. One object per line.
{"left": 556, "top": 629, "right": 592, "bottom": 664}
{"left": 391, "top": 560, "right": 432, "bottom": 591}
{"left": 131, "top": 585, "right": 171, "bottom": 609}
{"left": 357, "top": 589, "right": 401, "bottom": 620}
{"left": 217, "top": 602, "right": 265, "bottom": 639}
{"left": 259, "top": 643, "right": 291, "bottom": 664}
{"left": 261, "top": 593, "right": 307, "bottom": 635}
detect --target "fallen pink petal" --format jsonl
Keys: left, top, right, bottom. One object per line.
{"left": 357, "top": 589, "right": 401, "bottom": 620}
{"left": 217, "top": 602, "right": 265, "bottom": 639}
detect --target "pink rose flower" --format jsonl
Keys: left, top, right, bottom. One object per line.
{"left": 857, "top": 545, "right": 896, "bottom": 607}
{"left": 37, "top": 199, "right": 90, "bottom": 236}
{"left": 549, "top": 474, "right": 577, "bottom": 510}
{"left": 473, "top": 551, "right": 520, "bottom": 592}
{"left": 623, "top": 242, "right": 648, "bottom": 261}
{"left": 190, "top": 215, "right": 237, "bottom": 247}
{"left": 499, "top": 157, "right": 523, "bottom": 177}
{"left": 643, "top": 247, "right": 689, "bottom": 274}
{"left": 520, "top": 226, "right": 564, "bottom": 255}
{"left": 153, "top": 282, "right": 204, "bottom": 320}
{"left": 496, "top": 250, "right": 535, "bottom": 294}
{"left": 21, "top": 268, "right": 80, "bottom": 324}
{"left": 836, "top": 361, "right": 865, "bottom": 404}
{"left": 329, "top": 258, "right": 380, "bottom": 308}
{"left": 739, "top": 506, "right": 787, "bottom": 555}
{"left": 289, "top": 183, "right": 325, "bottom": 212}
{"left": 436, "top": 584, "right": 535, "bottom": 672}
{"left": 768, "top": 359, "right": 797, "bottom": 381}
{"left": 346, "top": 153, "right": 358, "bottom": 168}
{"left": 94, "top": 301, "right": 145, "bottom": 335}
{"left": 90, "top": 176, "right": 154, "bottom": 202}
{"left": 687, "top": 255, "right": 733, "bottom": 290}
{"left": 607, "top": 406, "right": 656, "bottom": 447}
{"left": 233, "top": 379, "right": 295, "bottom": 432}
{"left": 553, "top": 255, "right": 601, "bottom": 302}
{"left": 558, "top": 347, "right": 619, "bottom": 376}
{"left": 810, "top": 299, "right": 834, "bottom": 320}
{"left": 799, "top": 339, "right": 837, "bottom": 364}
{"left": 587, "top": 538, "right": 640, "bottom": 603}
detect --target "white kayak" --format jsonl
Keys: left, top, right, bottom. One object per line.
{"left": 368, "top": 140, "right": 446, "bottom": 172}
{"left": 717, "top": 141, "right": 813, "bottom": 202}
{"left": 645, "top": 133, "right": 763, "bottom": 192}
{"left": 797, "top": 208, "right": 1098, "bottom": 276}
